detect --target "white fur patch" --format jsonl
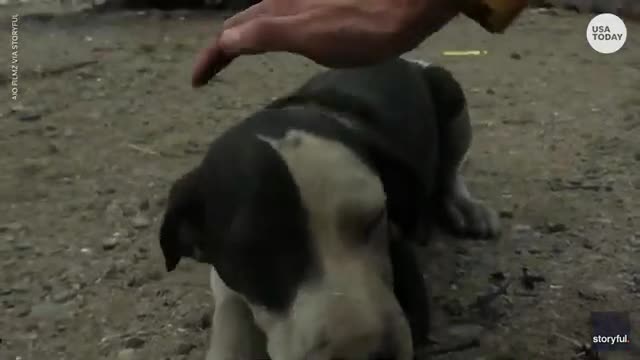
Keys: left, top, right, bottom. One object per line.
{"left": 254, "top": 129, "right": 413, "bottom": 360}
{"left": 403, "top": 57, "right": 432, "bottom": 69}
{"left": 206, "top": 268, "right": 267, "bottom": 360}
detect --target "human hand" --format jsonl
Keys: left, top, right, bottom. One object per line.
{"left": 191, "top": 0, "right": 459, "bottom": 87}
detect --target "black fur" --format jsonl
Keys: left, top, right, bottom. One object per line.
{"left": 159, "top": 57, "right": 469, "bottom": 344}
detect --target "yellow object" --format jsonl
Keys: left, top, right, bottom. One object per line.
{"left": 460, "top": 0, "right": 529, "bottom": 33}
{"left": 442, "top": 50, "right": 489, "bottom": 56}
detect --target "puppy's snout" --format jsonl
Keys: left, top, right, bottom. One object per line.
{"left": 368, "top": 334, "right": 396, "bottom": 360}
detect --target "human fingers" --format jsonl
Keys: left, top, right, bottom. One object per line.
{"left": 223, "top": 1, "right": 270, "bottom": 30}
{"left": 192, "top": 33, "right": 234, "bottom": 87}
{"left": 218, "top": 7, "right": 363, "bottom": 61}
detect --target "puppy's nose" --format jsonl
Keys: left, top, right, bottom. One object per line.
{"left": 368, "top": 336, "right": 395, "bottom": 360}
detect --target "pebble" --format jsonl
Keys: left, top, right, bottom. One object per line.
{"left": 30, "top": 302, "right": 70, "bottom": 320}
{"left": 590, "top": 281, "right": 617, "bottom": 294}
{"left": 52, "top": 290, "right": 75, "bottom": 304}
{"left": 513, "top": 224, "right": 532, "bottom": 233}
{"left": 124, "top": 336, "right": 146, "bottom": 349}
{"left": 14, "top": 241, "right": 33, "bottom": 251}
{"left": 446, "top": 324, "right": 485, "bottom": 339}
{"left": 510, "top": 52, "right": 522, "bottom": 60}
{"left": 175, "top": 342, "right": 196, "bottom": 355}
{"left": 442, "top": 299, "right": 464, "bottom": 317}
{"left": 117, "top": 349, "right": 136, "bottom": 360}
{"left": 16, "top": 305, "right": 31, "bottom": 317}
{"left": 0, "top": 222, "right": 25, "bottom": 232}
{"left": 545, "top": 222, "right": 568, "bottom": 233}
{"left": 0, "top": 288, "right": 12, "bottom": 296}
{"left": 629, "top": 235, "right": 640, "bottom": 247}
{"left": 582, "top": 239, "right": 594, "bottom": 249}
{"left": 11, "top": 104, "right": 42, "bottom": 122}
{"left": 499, "top": 209, "right": 513, "bottom": 219}
{"left": 18, "top": 112, "right": 42, "bottom": 122}
{"left": 102, "top": 235, "right": 119, "bottom": 250}
{"left": 131, "top": 215, "right": 151, "bottom": 229}
{"left": 138, "top": 199, "right": 150, "bottom": 211}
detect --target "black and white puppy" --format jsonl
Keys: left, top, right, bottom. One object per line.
{"left": 159, "top": 58, "right": 499, "bottom": 360}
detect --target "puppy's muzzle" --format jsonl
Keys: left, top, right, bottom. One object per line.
{"left": 368, "top": 336, "right": 396, "bottom": 360}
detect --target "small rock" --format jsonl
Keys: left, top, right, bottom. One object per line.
{"left": 0, "top": 288, "right": 12, "bottom": 296}
{"left": 499, "top": 209, "right": 513, "bottom": 219}
{"left": 16, "top": 305, "right": 31, "bottom": 317}
{"left": 130, "top": 215, "right": 151, "bottom": 229}
{"left": 578, "top": 289, "right": 601, "bottom": 301}
{"left": 14, "top": 241, "right": 33, "bottom": 251}
{"left": 30, "top": 302, "right": 70, "bottom": 320}
{"left": 634, "top": 152, "right": 640, "bottom": 162}
{"left": 490, "top": 272, "right": 506, "bottom": 282}
{"left": 175, "top": 342, "right": 196, "bottom": 355}
{"left": 533, "top": 8, "right": 559, "bottom": 16}
{"left": 545, "top": 222, "right": 567, "bottom": 233}
{"left": 527, "top": 247, "right": 542, "bottom": 254}
{"left": 442, "top": 299, "right": 464, "bottom": 317}
{"left": 48, "top": 142, "right": 60, "bottom": 154}
{"left": 551, "top": 243, "right": 566, "bottom": 254}
{"left": 97, "top": 187, "right": 116, "bottom": 195}
{"left": 117, "top": 348, "right": 136, "bottom": 360}
{"left": 200, "top": 311, "right": 212, "bottom": 329}
{"left": 10, "top": 104, "right": 42, "bottom": 122}
{"left": 446, "top": 324, "right": 485, "bottom": 339}
{"left": 124, "top": 336, "right": 146, "bottom": 349}
{"left": 629, "top": 235, "right": 640, "bottom": 247}
{"left": 454, "top": 246, "right": 469, "bottom": 255}
{"left": 590, "top": 281, "right": 617, "bottom": 295}
{"left": 18, "top": 112, "right": 42, "bottom": 122}
{"left": 510, "top": 52, "right": 522, "bottom": 60}
{"left": 582, "top": 239, "right": 594, "bottom": 250}
{"left": 146, "top": 270, "right": 163, "bottom": 282}
{"left": 0, "top": 222, "right": 25, "bottom": 232}
{"left": 486, "top": 88, "right": 495, "bottom": 95}
{"left": 52, "top": 290, "right": 75, "bottom": 304}
{"left": 138, "top": 199, "right": 150, "bottom": 211}
{"left": 102, "top": 236, "right": 119, "bottom": 250}
{"left": 513, "top": 224, "right": 532, "bottom": 233}
{"left": 127, "top": 275, "right": 144, "bottom": 288}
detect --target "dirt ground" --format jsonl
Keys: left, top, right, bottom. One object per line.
{"left": 1, "top": 3, "right": 639, "bottom": 360}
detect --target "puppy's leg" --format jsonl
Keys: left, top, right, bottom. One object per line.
{"left": 438, "top": 104, "right": 500, "bottom": 239}
{"left": 421, "top": 65, "right": 500, "bottom": 239}
{"left": 389, "top": 238, "right": 430, "bottom": 347}
{"left": 206, "top": 267, "right": 267, "bottom": 360}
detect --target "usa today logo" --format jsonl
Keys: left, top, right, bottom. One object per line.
{"left": 586, "top": 13, "right": 627, "bottom": 54}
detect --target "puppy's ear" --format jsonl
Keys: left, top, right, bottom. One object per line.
{"left": 419, "top": 65, "right": 467, "bottom": 123}
{"left": 159, "top": 168, "right": 205, "bottom": 272}
{"left": 362, "top": 135, "right": 432, "bottom": 240}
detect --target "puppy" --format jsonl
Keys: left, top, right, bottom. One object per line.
{"left": 159, "top": 58, "right": 499, "bottom": 360}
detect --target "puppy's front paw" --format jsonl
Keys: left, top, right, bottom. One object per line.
{"left": 441, "top": 195, "right": 500, "bottom": 239}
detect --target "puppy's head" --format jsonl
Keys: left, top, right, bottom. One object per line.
{"left": 159, "top": 168, "right": 205, "bottom": 271}
{"left": 159, "top": 121, "right": 425, "bottom": 360}
{"left": 248, "top": 128, "right": 418, "bottom": 360}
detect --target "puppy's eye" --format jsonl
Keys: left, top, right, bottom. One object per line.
{"left": 364, "top": 209, "right": 387, "bottom": 241}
